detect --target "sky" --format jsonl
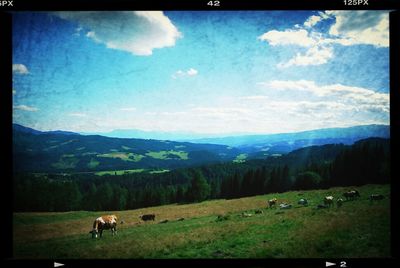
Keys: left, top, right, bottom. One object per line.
{"left": 12, "top": 11, "right": 390, "bottom": 136}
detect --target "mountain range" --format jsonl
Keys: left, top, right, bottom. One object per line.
{"left": 12, "top": 124, "right": 389, "bottom": 173}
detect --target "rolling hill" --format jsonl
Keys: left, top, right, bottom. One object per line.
{"left": 12, "top": 124, "right": 241, "bottom": 173}
{"left": 12, "top": 124, "right": 390, "bottom": 173}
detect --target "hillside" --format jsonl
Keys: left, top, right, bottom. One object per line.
{"left": 12, "top": 124, "right": 390, "bottom": 174}
{"left": 13, "top": 124, "right": 240, "bottom": 173}
{"left": 13, "top": 184, "right": 390, "bottom": 259}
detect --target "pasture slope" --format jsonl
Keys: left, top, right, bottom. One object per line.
{"left": 13, "top": 184, "right": 390, "bottom": 259}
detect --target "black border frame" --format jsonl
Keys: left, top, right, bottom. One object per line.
{"left": 2, "top": 1, "right": 399, "bottom": 267}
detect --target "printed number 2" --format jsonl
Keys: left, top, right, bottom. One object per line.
{"left": 340, "top": 261, "right": 347, "bottom": 267}
{"left": 207, "top": 1, "right": 220, "bottom": 6}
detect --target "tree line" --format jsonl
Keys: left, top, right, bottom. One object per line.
{"left": 13, "top": 138, "right": 390, "bottom": 212}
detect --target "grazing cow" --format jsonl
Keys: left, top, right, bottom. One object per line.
{"left": 298, "top": 198, "right": 308, "bottom": 206}
{"left": 268, "top": 198, "right": 278, "bottom": 208}
{"left": 369, "top": 194, "right": 384, "bottom": 201}
{"left": 337, "top": 198, "right": 343, "bottom": 208}
{"left": 343, "top": 190, "right": 360, "bottom": 201}
{"left": 255, "top": 209, "right": 263, "bottom": 214}
{"left": 139, "top": 214, "right": 156, "bottom": 221}
{"left": 177, "top": 217, "right": 185, "bottom": 221}
{"left": 89, "top": 215, "right": 118, "bottom": 239}
{"left": 159, "top": 219, "right": 169, "bottom": 224}
{"left": 279, "top": 203, "right": 292, "bottom": 209}
{"left": 324, "top": 196, "right": 334, "bottom": 207}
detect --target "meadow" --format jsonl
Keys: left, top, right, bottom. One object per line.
{"left": 13, "top": 184, "right": 390, "bottom": 259}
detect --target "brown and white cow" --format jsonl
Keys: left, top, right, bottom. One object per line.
{"left": 89, "top": 215, "right": 118, "bottom": 239}
{"left": 268, "top": 198, "right": 278, "bottom": 208}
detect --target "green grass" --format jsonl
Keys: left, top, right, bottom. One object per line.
{"left": 95, "top": 169, "right": 146, "bottom": 176}
{"left": 13, "top": 184, "right": 390, "bottom": 259}
{"left": 145, "top": 150, "right": 188, "bottom": 160}
{"left": 97, "top": 152, "right": 144, "bottom": 162}
{"left": 233, "top": 153, "right": 248, "bottom": 163}
{"left": 51, "top": 155, "right": 79, "bottom": 169}
{"left": 87, "top": 158, "right": 100, "bottom": 169}
{"left": 149, "top": 169, "right": 170, "bottom": 174}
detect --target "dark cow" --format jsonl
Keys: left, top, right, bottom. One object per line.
{"left": 139, "top": 214, "right": 155, "bottom": 221}
{"left": 89, "top": 215, "right": 118, "bottom": 239}
{"left": 343, "top": 190, "right": 360, "bottom": 201}
{"left": 336, "top": 198, "right": 344, "bottom": 208}
{"left": 268, "top": 198, "right": 277, "bottom": 208}
{"left": 369, "top": 194, "right": 384, "bottom": 201}
{"left": 324, "top": 196, "right": 334, "bottom": 207}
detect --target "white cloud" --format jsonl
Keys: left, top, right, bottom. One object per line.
{"left": 12, "top": 64, "right": 29, "bottom": 74}
{"left": 119, "top": 107, "right": 137, "bottom": 112}
{"left": 304, "top": 15, "right": 322, "bottom": 28}
{"left": 258, "top": 80, "right": 389, "bottom": 109}
{"left": 13, "top": 105, "right": 38, "bottom": 112}
{"left": 12, "top": 89, "right": 16, "bottom": 95}
{"left": 54, "top": 11, "right": 182, "bottom": 56}
{"left": 259, "top": 10, "right": 389, "bottom": 68}
{"left": 326, "top": 11, "right": 389, "bottom": 47}
{"left": 278, "top": 46, "right": 333, "bottom": 68}
{"left": 258, "top": 29, "right": 315, "bottom": 47}
{"left": 172, "top": 68, "right": 198, "bottom": 79}
{"left": 187, "top": 68, "right": 198, "bottom": 76}
{"left": 68, "top": 113, "right": 87, "bottom": 117}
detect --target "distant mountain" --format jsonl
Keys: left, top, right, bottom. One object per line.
{"left": 12, "top": 123, "right": 390, "bottom": 174}
{"left": 13, "top": 124, "right": 240, "bottom": 173}
{"left": 12, "top": 124, "right": 43, "bottom": 135}
{"left": 13, "top": 124, "right": 80, "bottom": 136}
{"left": 187, "top": 124, "right": 390, "bottom": 154}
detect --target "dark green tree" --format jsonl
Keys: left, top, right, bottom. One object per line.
{"left": 186, "top": 170, "right": 210, "bottom": 203}
{"left": 294, "top": 171, "right": 322, "bottom": 190}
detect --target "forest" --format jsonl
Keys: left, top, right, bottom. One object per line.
{"left": 13, "top": 138, "right": 390, "bottom": 212}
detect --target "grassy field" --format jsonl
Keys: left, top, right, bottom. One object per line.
{"left": 13, "top": 184, "right": 390, "bottom": 259}
{"left": 145, "top": 150, "right": 189, "bottom": 160}
{"left": 95, "top": 169, "right": 146, "bottom": 176}
{"left": 97, "top": 152, "right": 144, "bottom": 162}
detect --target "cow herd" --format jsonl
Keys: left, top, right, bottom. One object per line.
{"left": 89, "top": 190, "right": 385, "bottom": 239}
{"left": 266, "top": 190, "right": 385, "bottom": 211}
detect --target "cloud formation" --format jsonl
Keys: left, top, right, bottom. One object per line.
{"left": 326, "top": 11, "right": 389, "bottom": 47}
{"left": 119, "top": 107, "right": 137, "bottom": 112}
{"left": 258, "top": 80, "right": 389, "bottom": 112}
{"left": 172, "top": 68, "right": 198, "bottom": 79}
{"left": 12, "top": 64, "right": 29, "bottom": 74}
{"left": 259, "top": 11, "right": 389, "bottom": 68}
{"left": 278, "top": 46, "right": 333, "bottom": 68}
{"left": 54, "top": 11, "right": 182, "bottom": 56}
{"left": 68, "top": 113, "right": 87, "bottom": 117}
{"left": 258, "top": 29, "right": 315, "bottom": 47}
{"left": 13, "top": 105, "right": 38, "bottom": 112}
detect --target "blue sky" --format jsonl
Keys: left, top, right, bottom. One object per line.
{"left": 12, "top": 11, "right": 390, "bottom": 135}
